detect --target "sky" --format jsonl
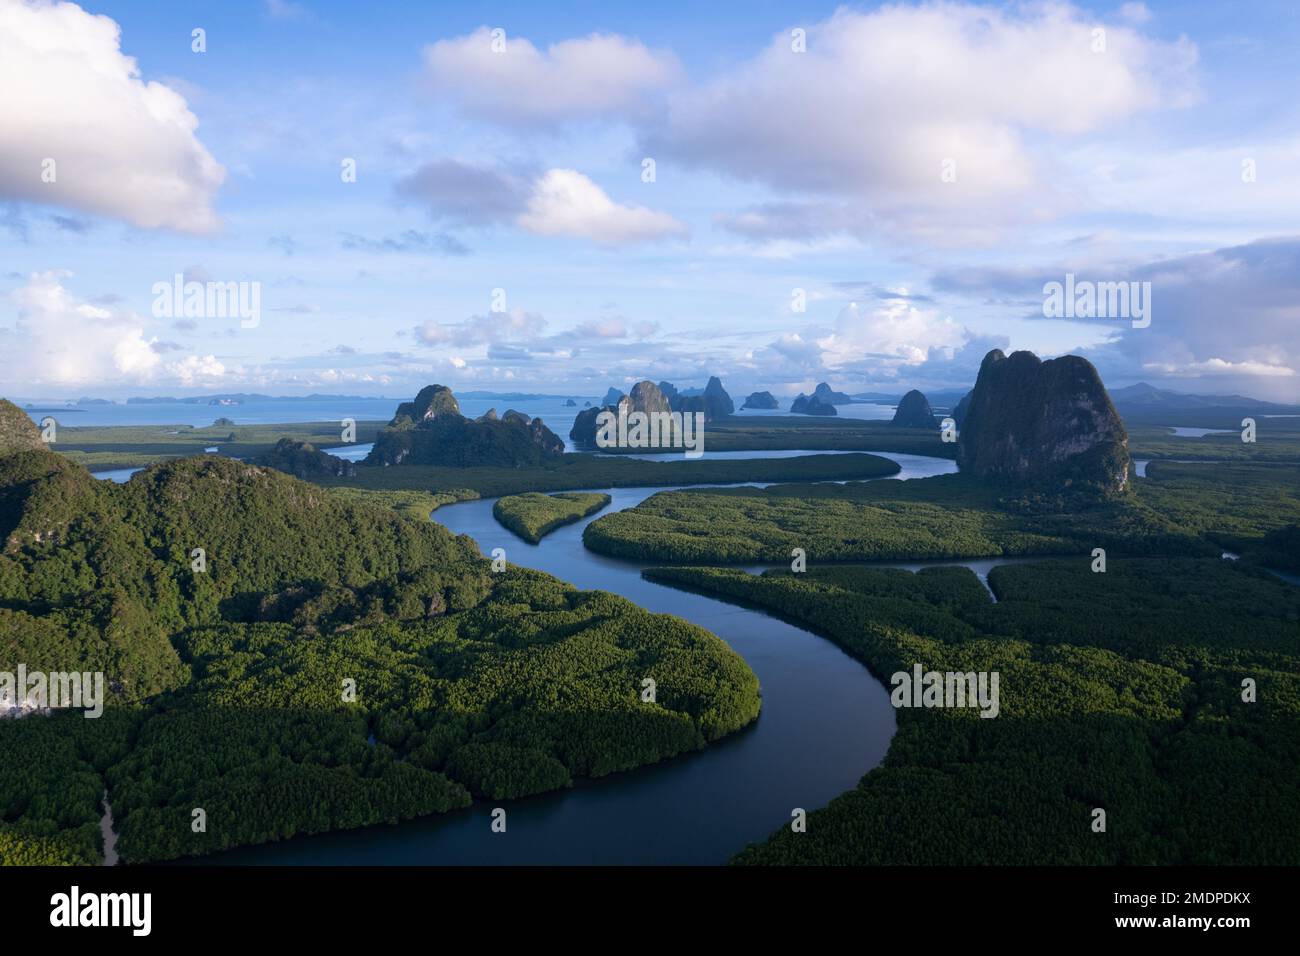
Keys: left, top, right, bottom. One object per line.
{"left": 2, "top": 0, "right": 1299, "bottom": 401}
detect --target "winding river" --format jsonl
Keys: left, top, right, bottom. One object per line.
{"left": 190, "top": 450, "right": 1033, "bottom": 865}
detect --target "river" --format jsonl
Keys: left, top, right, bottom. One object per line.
{"left": 175, "top": 448, "right": 1086, "bottom": 865}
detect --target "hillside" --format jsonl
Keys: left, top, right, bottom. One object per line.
{"left": 0, "top": 442, "right": 759, "bottom": 864}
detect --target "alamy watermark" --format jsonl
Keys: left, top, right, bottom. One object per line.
{"left": 1043, "top": 273, "right": 1150, "bottom": 329}
{"left": 595, "top": 407, "right": 705, "bottom": 459}
{"left": 1, "top": 665, "right": 105, "bottom": 718}
{"left": 890, "top": 664, "right": 1000, "bottom": 718}
{"left": 152, "top": 273, "right": 261, "bottom": 328}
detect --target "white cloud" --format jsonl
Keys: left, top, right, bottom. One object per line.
{"left": 0, "top": 0, "right": 224, "bottom": 232}
{"left": 414, "top": 309, "right": 549, "bottom": 348}
{"left": 4, "top": 270, "right": 159, "bottom": 386}
{"left": 817, "top": 298, "right": 969, "bottom": 370}
{"left": 0, "top": 271, "right": 230, "bottom": 389}
{"left": 398, "top": 162, "right": 685, "bottom": 246}
{"left": 167, "top": 353, "right": 226, "bottom": 385}
{"left": 517, "top": 169, "right": 687, "bottom": 245}
{"left": 421, "top": 28, "right": 680, "bottom": 126}
{"left": 753, "top": 296, "right": 972, "bottom": 386}
{"left": 1143, "top": 358, "right": 1294, "bottom": 377}
{"left": 646, "top": 3, "right": 1197, "bottom": 240}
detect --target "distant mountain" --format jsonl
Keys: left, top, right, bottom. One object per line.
{"left": 123, "top": 393, "right": 388, "bottom": 405}
{"left": 790, "top": 393, "right": 837, "bottom": 416}
{"left": 891, "top": 390, "right": 938, "bottom": 428}
{"left": 608, "top": 376, "right": 736, "bottom": 421}
{"left": 367, "top": 385, "right": 564, "bottom": 467}
{"left": 813, "top": 382, "right": 853, "bottom": 405}
{"left": 852, "top": 388, "right": 972, "bottom": 408}
{"left": 1108, "top": 382, "right": 1293, "bottom": 410}
{"left": 572, "top": 380, "right": 675, "bottom": 446}
{"left": 708, "top": 377, "right": 734, "bottom": 416}
{"left": 742, "top": 391, "right": 779, "bottom": 410}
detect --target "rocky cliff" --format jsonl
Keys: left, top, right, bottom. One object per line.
{"left": 390, "top": 384, "right": 461, "bottom": 425}
{"left": 571, "top": 380, "right": 675, "bottom": 446}
{"left": 367, "top": 386, "right": 564, "bottom": 467}
{"left": 951, "top": 391, "right": 972, "bottom": 428}
{"left": 813, "top": 382, "right": 852, "bottom": 405}
{"left": 956, "top": 349, "right": 1130, "bottom": 495}
{"left": 660, "top": 376, "right": 734, "bottom": 420}
{"left": 790, "top": 393, "right": 837, "bottom": 416}
{"left": 742, "top": 391, "right": 779, "bottom": 410}
{"left": 891, "top": 389, "right": 938, "bottom": 428}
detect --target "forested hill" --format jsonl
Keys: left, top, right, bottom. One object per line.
{"left": 2, "top": 451, "right": 480, "bottom": 701}
{"left": 0, "top": 399, "right": 46, "bottom": 455}
{"left": 0, "top": 443, "right": 760, "bottom": 864}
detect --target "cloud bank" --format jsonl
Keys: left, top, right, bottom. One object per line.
{"left": 0, "top": 0, "right": 225, "bottom": 232}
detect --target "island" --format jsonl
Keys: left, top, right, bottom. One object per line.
{"left": 492, "top": 492, "right": 612, "bottom": 543}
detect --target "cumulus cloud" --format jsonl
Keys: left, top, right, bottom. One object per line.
{"left": 414, "top": 309, "right": 549, "bottom": 348}
{"left": 0, "top": 0, "right": 225, "bottom": 232}
{"left": 746, "top": 292, "right": 976, "bottom": 390}
{"left": 167, "top": 353, "right": 226, "bottom": 385}
{"left": 1, "top": 271, "right": 224, "bottom": 388}
{"left": 572, "top": 317, "right": 630, "bottom": 339}
{"left": 815, "top": 297, "right": 970, "bottom": 374}
{"left": 398, "top": 162, "right": 686, "bottom": 245}
{"left": 410, "top": 307, "right": 672, "bottom": 378}
{"left": 421, "top": 28, "right": 680, "bottom": 126}
{"left": 646, "top": 3, "right": 1196, "bottom": 241}
{"left": 518, "top": 169, "right": 687, "bottom": 244}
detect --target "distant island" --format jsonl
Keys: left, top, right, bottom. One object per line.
{"left": 572, "top": 377, "right": 736, "bottom": 446}
{"left": 365, "top": 385, "right": 564, "bottom": 467}
{"left": 891, "top": 389, "right": 939, "bottom": 428}
{"left": 790, "top": 393, "right": 837, "bottom": 416}
{"left": 813, "top": 382, "right": 853, "bottom": 405}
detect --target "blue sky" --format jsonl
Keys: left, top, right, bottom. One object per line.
{"left": 2, "top": 0, "right": 1299, "bottom": 400}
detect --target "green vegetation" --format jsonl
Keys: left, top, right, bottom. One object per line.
{"left": 585, "top": 462, "right": 1300, "bottom": 566}
{"left": 493, "top": 492, "right": 611, "bottom": 543}
{"left": 645, "top": 557, "right": 1300, "bottom": 864}
{"left": 0, "top": 446, "right": 759, "bottom": 864}
{"left": 1128, "top": 420, "right": 1300, "bottom": 463}
{"left": 326, "top": 486, "right": 479, "bottom": 521}
{"left": 693, "top": 417, "right": 954, "bottom": 458}
{"left": 12, "top": 401, "right": 1299, "bottom": 868}
{"left": 0, "top": 400, "right": 46, "bottom": 456}
{"left": 319, "top": 451, "right": 900, "bottom": 498}
{"left": 47, "top": 420, "right": 384, "bottom": 472}
{"left": 107, "top": 572, "right": 758, "bottom": 862}
{"left": 0, "top": 711, "right": 135, "bottom": 865}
